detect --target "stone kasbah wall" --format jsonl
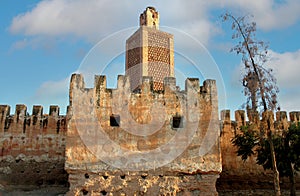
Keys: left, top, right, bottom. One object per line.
{"left": 218, "top": 109, "right": 300, "bottom": 192}
{"left": 1, "top": 77, "right": 300, "bottom": 195}
{"left": 65, "top": 74, "right": 221, "bottom": 195}
{"left": 0, "top": 104, "right": 68, "bottom": 188}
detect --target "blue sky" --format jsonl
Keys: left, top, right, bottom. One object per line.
{"left": 1, "top": 0, "right": 300, "bottom": 117}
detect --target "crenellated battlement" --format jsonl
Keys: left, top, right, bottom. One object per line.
{"left": 219, "top": 109, "right": 300, "bottom": 190}
{"left": 66, "top": 73, "right": 221, "bottom": 195}
{"left": 68, "top": 73, "right": 218, "bottom": 131}
{"left": 2, "top": 5, "right": 299, "bottom": 193}
{"left": 220, "top": 109, "right": 300, "bottom": 135}
{"left": 0, "top": 105, "right": 68, "bottom": 188}
{"left": 70, "top": 73, "right": 217, "bottom": 98}
{"left": 0, "top": 104, "right": 67, "bottom": 135}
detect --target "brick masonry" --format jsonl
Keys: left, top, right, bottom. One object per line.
{"left": 126, "top": 7, "right": 174, "bottom": 91}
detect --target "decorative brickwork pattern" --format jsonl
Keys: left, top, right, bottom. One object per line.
{"left": 147, "top": 31, "right": 170, "bottom": 49}
{"left": 125, "top": 7, "right": 174, "bottom": 91}
{"left": 126, "top": 31, "right": 141, "bottom": 70}
{"left": 148, "top": 62, "right": 170, "bottom": 91}
{"left": 126, "top": 63, "right": 142, "bottom": 91}
{"left": 127, "top": 48, "right": 141, "bottom": 70}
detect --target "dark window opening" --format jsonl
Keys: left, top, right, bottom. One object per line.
{"left": 43, "top": 118, "right": 48, "bottom": 128}
{"left": 172, "top": 116, "right": 183, "bottom": 128}
{"left": 120, "top": 175, "right": 125, "bottom": 179}
{"left": 101, "top": 190, "right": 107, "bottom": 195}
{"left": 110, "top": 115, "right": 120, "bottom": 127}
{"left": 82, "top": 189, "right": 88, "bottom": 195}
{"left": 102, "top": 175, "right": 108, "bottom": 180}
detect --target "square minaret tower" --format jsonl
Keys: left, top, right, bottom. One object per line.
{"left": 125, "top": 7, "right": 174, "bottom": 91}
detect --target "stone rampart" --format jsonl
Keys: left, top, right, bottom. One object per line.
{"left": 218, "top": 109, "right": 300, "bottom": 191}
{"left": 0, "top": 104, "right": 68, "bottom": 188}
{"left": 65, "top": 73, "right": 221, "bottom": 195}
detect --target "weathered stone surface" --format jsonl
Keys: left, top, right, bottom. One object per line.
{"left": 67, "top": 171, "right": 219, "bottom": 196}
{"left": 2, "top": 6, "right": 300, "bottom": 195}
{"left": 0, "top": 105, "right": 68, "bottom": 189}
{"left": 65, "top": 9, "right": 221, "bottom": 194}
{"left": 218, "top": 109, "right": 300, "bottom": 192}
{"left": 65, "top": 73, "right": 221, "bottom": 195}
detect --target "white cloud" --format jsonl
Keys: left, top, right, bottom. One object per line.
{"left": 8, "top": 0, "right": 220, "bottom": 46}
{"left": 7, "top": 0, "right": 300, "bottom": 113}
{"left": 9, "top": 0, "right": 300, "bottom": 50}
{"left": 34, "top": 77, "right": 69, "bottom": 99}
{"left": 9, "top": 0, "right": 144, "bottom": 43}
{"left": 267, "top": 49, "right": 300, "bottom": 88}
{"left": 231, "top": 49, "right": 300, "bottom": 112}
{"left": 216, "top": 0, "right": 300, "bottom": 31}
{"left": 28, "top": 77, "right": 70, "bottom": 114}
{"left": 252, "top": 0, "right": 300, "bottom": 31}
{"left": 230, "top": 49, "right": 300, "bottom": 89}
{"left": 279, "top": 90, "right": 300, "bottom": 112}
{"left": 266, "top": 50, "right": 300, "bottom": 111}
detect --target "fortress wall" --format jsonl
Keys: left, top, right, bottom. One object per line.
{"left": 218, "top": 109, "right": 300, "bottom": 190}
{"left": 0, "top": 105, "right": 68, "bottom": 188}
{"left": 65, "top": 73, "right": 221, "bottom": 195}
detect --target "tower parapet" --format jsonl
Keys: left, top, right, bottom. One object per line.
{"left": 0, "top": 104, "right": 66, "bottom": 135}
{"left": 140, "top": 6, "right": 159, "bottom": 29}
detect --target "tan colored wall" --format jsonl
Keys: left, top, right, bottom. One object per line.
{"left": 65, "top": 73, "right": 221, "bottom": 195}
{"left": 218, "top": 109, "right": 300, "bottom": 191}
{"left": 0, "top": 105, "right": 68, "bottom": 188}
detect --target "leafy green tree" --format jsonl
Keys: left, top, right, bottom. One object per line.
{"left": 233, "top": 123, "right": 300, "bottom": 196}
